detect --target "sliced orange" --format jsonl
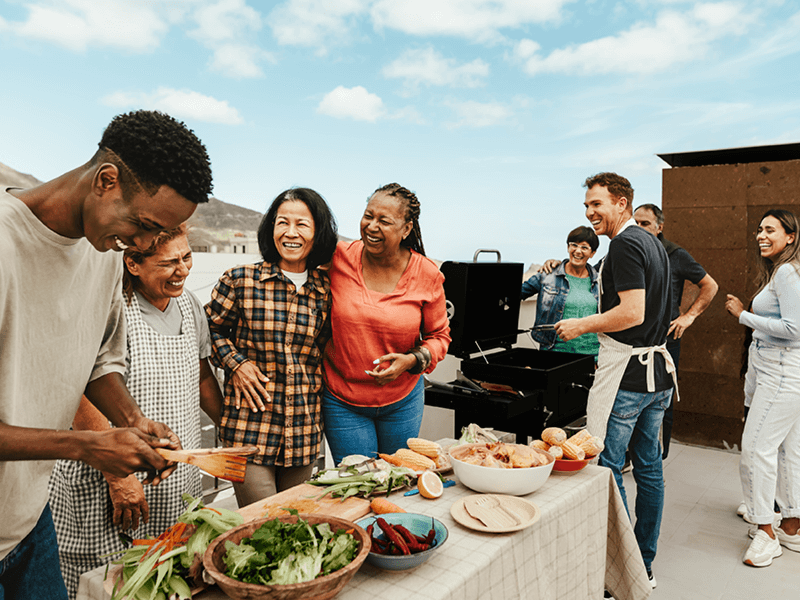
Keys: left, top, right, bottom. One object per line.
{"left": 417, "top": 470, "right": 443, "bottom": 499}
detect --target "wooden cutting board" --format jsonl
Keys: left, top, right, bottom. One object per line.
{"left": 237, "top": 483, "right": 371, "bottom": 523}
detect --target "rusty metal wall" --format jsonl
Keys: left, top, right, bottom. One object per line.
{"left": 662, "top": 159, "right": 800, "bottom": 449}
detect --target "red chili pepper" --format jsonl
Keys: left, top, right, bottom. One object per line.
{"left": 425, "top": 518, "right": 436, "bottom": 545}
{"left": 393, "top": 524, "right": 430, "bottom": 552}
{"left": 376, "top": 518, "right": 410, "bottom": 555}
{"left": 371, "top": 536, "right": 389, "bottom": 554}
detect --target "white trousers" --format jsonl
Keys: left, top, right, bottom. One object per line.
{"left": 741, "top": 341, "right": 800, "bottom": 523}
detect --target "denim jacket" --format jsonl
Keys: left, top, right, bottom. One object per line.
{"left": 520, "top": 259, "right": 600, "bottom": 349}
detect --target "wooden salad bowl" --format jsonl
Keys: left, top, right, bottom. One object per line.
{"left": 203, "top": 514, "right": 371, "bottom": 600}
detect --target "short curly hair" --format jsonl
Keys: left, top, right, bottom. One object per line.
{"left": 583, "top": 172, "right": 634, "bottom": 206}
{"left": 97, "top": 110, "right": 212, "bottom": 204}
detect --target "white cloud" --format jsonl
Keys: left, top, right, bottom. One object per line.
{"left": 13, "top": 0, "right": 167, "bottom": 52}
{"left": 269, "top": 0, "right": 370, "bottom": 53}
{"left": 444, "top": 100, "right": 512, "bottom": 128}
{"left": 189, "top": 0, "right": 272, "bottom": 78}
{"left": 316, "top": 86, "right": 386, "bottom": 122}
{"left": 383, "top": 47, "right": 489, "bottom": 92}
{"left": 191, "top": 0, "right": 261, "bottom": 42}
{"left": 207, "top": 44, "right": 275, "bottom": 78}
{"left": 371, "top": 0, "right": 572, "bottom": 43}
{"left": 517, "top": 2, "right": 751, "bottom": 75}
{"left": 102, "top": 88, "right": 244, "bottom": 125}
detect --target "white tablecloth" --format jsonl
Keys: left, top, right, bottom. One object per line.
{"left": 78, "top": 465, "right": 650, "bottom": 600}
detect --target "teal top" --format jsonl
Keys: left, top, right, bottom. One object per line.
{"left": 552, "top": 273, "right": 600, "bottom": 356}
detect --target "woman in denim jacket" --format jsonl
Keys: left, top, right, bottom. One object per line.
{"left": 521, "top": 226, "right": 600, "bottom": 356}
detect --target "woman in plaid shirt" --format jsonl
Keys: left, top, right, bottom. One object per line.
{"left": 206, "top": 188, "right": 338, "bottom": 507}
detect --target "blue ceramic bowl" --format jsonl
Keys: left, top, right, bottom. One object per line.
{"left": 356, "top": 513, "right": 448, "bottom": 571}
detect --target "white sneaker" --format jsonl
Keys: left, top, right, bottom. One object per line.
{"left": 648, "top": 571, "right": 657, "bottom": 589}
{"left": 743, "top": 529, "right": 782, "bottom": 567}
{"left": 736, "top": 502, "right": 747, "bottom": 517}
{"left": 775, "top": 525, "right": 800, "bottom": 552}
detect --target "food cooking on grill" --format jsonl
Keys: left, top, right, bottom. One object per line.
{"left": 450, "top": 442, "right": 551, "bottom": 469}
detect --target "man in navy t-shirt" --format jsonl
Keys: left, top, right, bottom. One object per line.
{"left": 556, "top": 173, "right": 674, "bottom": 591}
{"left": 634, "top": 204, "right": 718, "bottom": 459}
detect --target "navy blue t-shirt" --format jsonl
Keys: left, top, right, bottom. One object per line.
{"left": 600, "top": 225, "right": 673, "bottom": 392}
{"left": 665, "top": 244, "right": 707, "bottom": 321}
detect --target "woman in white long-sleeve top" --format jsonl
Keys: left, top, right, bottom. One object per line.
{"left": 726, "top": 209, "right": 800, "bottom": 567}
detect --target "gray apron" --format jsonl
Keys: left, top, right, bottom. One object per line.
{"left": 48, "top": 292, "right": 202, "bottom": 596}
{"left": 586, "top": 220, "right": 679, "bottom": 442}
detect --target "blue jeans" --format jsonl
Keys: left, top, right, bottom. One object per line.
{"left": 322, "top": 376, "right": 425, "bottom": 465}
{"left": 599, "top": 387, "right": 672, "bottom": 572}
{"left": 0, "top": 503, "right": 68, "bottom": 600}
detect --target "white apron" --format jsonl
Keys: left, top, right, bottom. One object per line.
{"left": 48, "top": 292, "right": 202, "bottom": 596}
{"left": 585, "top": 220, "right": 680, "bottom": 442}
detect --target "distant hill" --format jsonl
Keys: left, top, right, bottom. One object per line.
{"left": 0, "top": 161, "right": 42, "bottom": 189}
{"left": 187, "top": 196, "right": 263, "bottom": 233}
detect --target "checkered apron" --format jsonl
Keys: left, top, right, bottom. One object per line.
{"left": 48, "top": 292, "right": 202, "bottom": 597}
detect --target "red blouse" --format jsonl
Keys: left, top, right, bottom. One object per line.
{"left": 323, "top": 240, "right": 451, "bottom": 407}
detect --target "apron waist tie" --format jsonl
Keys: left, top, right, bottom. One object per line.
{"left": 633, "top": 343, "right": 679, "bottom": 402}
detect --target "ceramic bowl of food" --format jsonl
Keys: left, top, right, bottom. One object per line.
{"left": 203, "top": 514, "right": 370, "bottom": 600}
{"left": 356, "top": 513, "right": 448, "bottom": 571}
{"left": 448, "top": 442, "right": 554, "bottom": 496}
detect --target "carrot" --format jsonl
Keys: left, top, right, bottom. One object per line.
{"left": 370, "top": 498, "right": 406, "bottom": 515}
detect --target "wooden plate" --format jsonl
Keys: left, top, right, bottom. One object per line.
{"left": 450, "top": 494, "right": 540, "bottom": 533}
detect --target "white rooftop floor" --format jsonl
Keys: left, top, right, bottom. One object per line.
{"left": 644, "top": 442, "right": 800, "bottom": 599}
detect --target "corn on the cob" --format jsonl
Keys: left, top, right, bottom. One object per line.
{"left": 542, "top": 427, "right": 567, "bottom": 446}
{"left": 547, "top": 445, "right": 564, "bottom": 459}
{"left": 568, "top": 429, "right": 592, "bottom": 446}
{"left": 578, "top": 436, "right": 604, "bottom": 458}
{"left": 560, "top": 440, "right": 586, "bottom": 460}
{"left": 406, "top": 437, "right": 441, "bottom": 458}
{"left": 394, "top": 448, "right": 436, "bottom": 470}
{"left": 530, "top": 439, "right": 550, "bottom": 451}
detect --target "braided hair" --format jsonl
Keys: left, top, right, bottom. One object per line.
{"left": 372, "top": 183, "right": 426, "bottom": 256}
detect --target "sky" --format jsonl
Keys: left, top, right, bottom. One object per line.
{"left": 1, "top": 0, "right": 799, "bottom": 265}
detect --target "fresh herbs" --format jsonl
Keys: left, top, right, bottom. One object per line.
{"left": 223, "top": 510, "right": 358, "bottom": 585}
{"left": 307, "top": 461, "right": 415, "bottom": 499}
{"left": 108, "top": 494, "right": 243, "bottom": 600}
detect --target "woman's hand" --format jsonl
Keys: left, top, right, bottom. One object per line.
{"left": 365, "top": 353, "right": 418, "bottom": 386}
{"left": 106, "top": 474, "right": 149, "bottom": 530}
{"left": 230, "top": 361, "right": 270, "bottom": 411}
{"left": 725, "top": 294, "right": 744, "bottom": 319}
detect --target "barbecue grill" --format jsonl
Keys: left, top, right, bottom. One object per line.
{"left": 425, "top": 250, "right": 594, "bottom": 443}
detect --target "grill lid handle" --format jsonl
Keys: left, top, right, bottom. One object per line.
{"left": 472, "top": 248, "right": 502, "bottom": 262}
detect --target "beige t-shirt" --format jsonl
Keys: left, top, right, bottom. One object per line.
{"left": 0, "top": 189, "right": 126, "bottom": 559}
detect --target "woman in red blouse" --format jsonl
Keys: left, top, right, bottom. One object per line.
{"left": 206, "top": 188, "right": 337, "bottom": 507}
{"left": 322, "top": 183, "right": 451, "bottom": 464}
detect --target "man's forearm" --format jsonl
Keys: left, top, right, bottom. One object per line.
{"left": 0, "top": 422, "right": 91, "bottom": 461}
{"left": 576, "top": 304, "right": 644, "bottom": 335}
{"left": 84, "top": 372, "right": 145, "bottom": 429}
{"left": 684, "top": 274, "right": 718, "bottom": 318}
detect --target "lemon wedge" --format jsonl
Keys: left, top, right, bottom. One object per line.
{"left": 418, "top": 470, "right": 443, "bottom": 499}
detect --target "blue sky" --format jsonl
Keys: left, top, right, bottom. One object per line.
{"left": 1, "top": 0, "right": 798, "bottom": 264}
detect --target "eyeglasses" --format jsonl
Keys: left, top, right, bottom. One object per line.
{"left": 568, "top": 242, "right": 593, "bottom": 252}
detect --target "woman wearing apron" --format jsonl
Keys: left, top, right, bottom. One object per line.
{"left": 48, "top": 226, "right": 222, "bottom": 599}
{"left": 726, "top": 209, "right": 800, "bottom": 567}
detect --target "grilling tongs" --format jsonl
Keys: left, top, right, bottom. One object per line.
{"left": 156, "top": 445, "right": 258, "bottom": 483}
